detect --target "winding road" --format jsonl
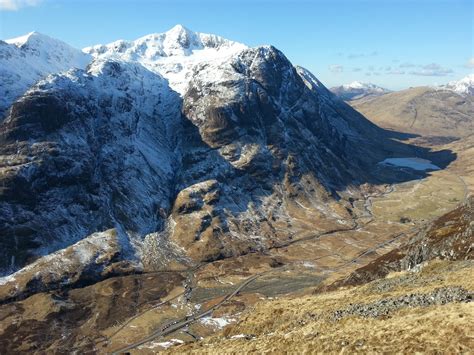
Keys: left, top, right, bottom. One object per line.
{"left": 111, "top": 274, "right": 262, "bottom": 354}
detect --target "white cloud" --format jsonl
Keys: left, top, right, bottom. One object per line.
{"left": 0, "top": 0, "right": 42, "bottom": 11}
{"left": 464, "top": 58, "right": 474, "bottom": 68}
{"left": 344, "top": 51, "right": 378, "bottom": 59}
{"left": 387, "top": 70, "right": 406, "bottom": 75}
{"left": 329, "top": 64, "right": 343, "bottom": 73}
{"left": 409, "top": 63, "right": 453, "bottom": 77}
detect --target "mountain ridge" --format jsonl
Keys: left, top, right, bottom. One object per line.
{"left": 83, "top": 24, "right": 247, "bottom": 95}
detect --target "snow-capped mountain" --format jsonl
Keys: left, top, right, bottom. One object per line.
{"left": 0, "top": 25, "right": 419, "bottom": 284}
{"left": 84, "top": 24, "right": 247, "bottom": 94}
{"left": 330, "top": 81, "right": 391, "bottom": 101}
{"left": 0, "top": 32, "right": 91, "bottom": 117}
{"left": 441, "top": 74, "right": 474, "bottom": 96}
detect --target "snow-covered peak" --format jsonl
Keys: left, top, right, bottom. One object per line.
{"left": 6, "top": 31, "right": 57, "bottom": 48}
{"left": 166, "top": 24, "right": 192, "bottom": 39}
{"left": 84, "top": 25, "right": 247, "bottom": 94}
{"left": 441, "top": 74, "right": 474, "bottom": 96}
{"left": 162, "top": 24, "right": 201, "bottom": 53}
{"left": 4, "top": 31, "right": 39, "bottom": 46}
{"left": 4, "top": 31, "right": 89, "bottom": 65}
{"left": 342, "top": 81, "right": 384, "bottom": 91}
{"left": 331, "top": 81, "right": 390, "bottom": 101}
{"left": 0, "top": 31, "right": 91, "bottom": 116}
{"left": 343, "top": 81, "right": 365, "bottom": 89}
{"left": 85, "top": 24, "right": 242, "bottom": 58}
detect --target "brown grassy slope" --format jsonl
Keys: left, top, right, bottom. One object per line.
{"left": 351, "top": 87, "right": 474, "bottom": 137}
{"left": 168, "top": 260, "right": 473, "bottom": 354}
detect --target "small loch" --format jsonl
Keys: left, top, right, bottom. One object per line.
{"left": 379, "top": 157, "right": 440, "bottom": 171}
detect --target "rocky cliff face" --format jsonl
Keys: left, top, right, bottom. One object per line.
{"left": 169, "top": 46, "right": 386, "bottom": 262}
{"left": 0, "top": 26, "right": 431, "bottom": 281}
{"left": 0, "top": 59, "right": 181, "bottom": 272}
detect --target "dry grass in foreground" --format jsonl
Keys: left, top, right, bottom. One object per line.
{"left": 166, "top": 260, "right": 474, "bottom": 354}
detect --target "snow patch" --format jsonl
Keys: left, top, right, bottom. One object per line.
{"left": 0, "top": 273, "right": 16, "bottom": 286}
{"left": 139, "top": 338, "right": 184, "bottom": 349}
{"left": 200, "top": 315, "right": 236, "bottom": 329}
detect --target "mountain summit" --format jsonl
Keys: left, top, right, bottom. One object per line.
{"left": 84, "top": 25, "right": 247, "bottom": 94}
{"left": 0, "top": 31, "right": 90, "bottom": 116}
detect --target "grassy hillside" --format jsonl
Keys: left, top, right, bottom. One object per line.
{"left": 351, "top": 88, "right": 474, "bottom": 137}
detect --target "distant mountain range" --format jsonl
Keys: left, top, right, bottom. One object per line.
{"left": 332, "top": 75, "right": 474, "bottom": 103}
{"left": 329, "top": 75, "right": 473, "bottom": 137}
{"left": 330, "top": 81, "right": 391, "bottom": 101}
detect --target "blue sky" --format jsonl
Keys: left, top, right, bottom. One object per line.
{"left": 1, "top": 0, "right": 472, "bottom": 90}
